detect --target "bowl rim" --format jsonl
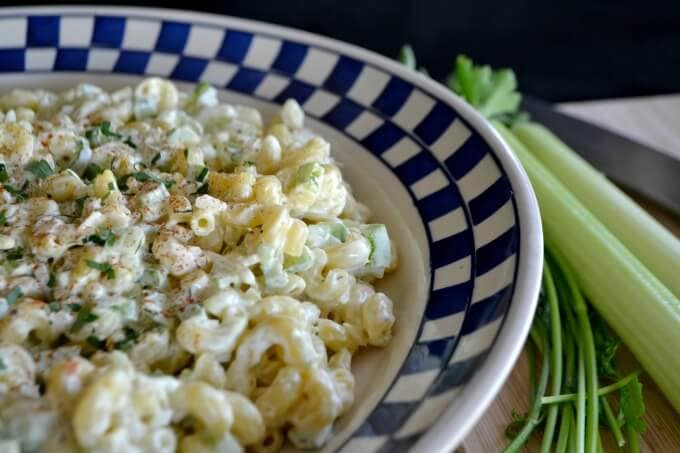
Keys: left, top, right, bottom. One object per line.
{"left": 0, "top": 5, "right": 544, "bottom": 451}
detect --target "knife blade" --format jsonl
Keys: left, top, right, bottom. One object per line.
{"left": 521, "top": 96, "right": 680, "bottom": 214}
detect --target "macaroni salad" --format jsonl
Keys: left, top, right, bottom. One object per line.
{"left": 0, "top": 78, "right": 397, "bottom": 452}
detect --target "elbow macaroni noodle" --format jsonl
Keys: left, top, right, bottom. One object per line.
{"left": 0, "top": 78, "right": 397, "bottom": 451}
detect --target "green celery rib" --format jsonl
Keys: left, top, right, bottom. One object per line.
{"left": 493, "top": 121, "right": 680, "bottom": 413}
{"left": 512, "top": 121, "right": 680, "bottom": 299}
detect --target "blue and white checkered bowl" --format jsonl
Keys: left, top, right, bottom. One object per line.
{"left": 0, "top": 6, "right": 543, "bottom": 452}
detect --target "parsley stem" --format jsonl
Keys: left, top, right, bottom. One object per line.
{"left": 575, "top": 337, "right": 586, "bottom": 453}
{"left": 555, "top": 404, "right": 573, "bottom": 453}
{"left": 503, "top": 321, "right": 550, "bottom": 453}
{"left": 626, "top": 425, "right": 640, "bottom": 453}
{"left": 601, "top": 395, "right": 625, "bottom": 448}
{"left": 527, "top": 339, "right": 537, "bottom": 404}
{"left": 540, "top": 371, "right": 640, "bottom": 404}
{"left": 540, "top": 261, "right": 563, "bottom": 453}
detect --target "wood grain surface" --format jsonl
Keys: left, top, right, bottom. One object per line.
{"left": 461, "top": 96, "right": 680, "bottom": 452}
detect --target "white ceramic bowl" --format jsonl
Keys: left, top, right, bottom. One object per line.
{"left": 0, "top": 6, "right": 543, "bottom": 452}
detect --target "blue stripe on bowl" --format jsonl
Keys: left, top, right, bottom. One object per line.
{"left": 217, "top": 30, "right": 253, "bottom": 63}
{"left": 323, "top": 55, "right": 363, "bottom": 94}
{"left": 54, "top": 48, "right": 89, "bottom": 71}
{"left": 414, "top": 102, "right": 457, "bottom": 145}
{"left": 372, "top": 76, "right": 414, "bottom": 116}
{"left": 155, "top": 21, "right": 191, "bottom": 53}
{"left": 0, "top": 49, "right": 25, "bottom": 72}
{"left": 0, "top": 12, "right": 526, "bottom": 452}
{"left": 271, "top": 40, "right": 307, "bottom": 74}
{"left": 113, "top": 50, "right": 150, "bottom": 74}
{"left": 361, "top": 122, "right": 406, "bottom": 156}
{"left": 170, "top": 56, "right": 208, "bottom": 81}
{"left": 226, "top": 66, "right": 266, "bottom": 93}
{"left": 425, "top": 282, "right": 472, "bottom": 319}
{"left": 92, "top": 16, "right": 126, "bottom": 48}
{"left": 27, "top": 16, "right": 59, "bottom": 47}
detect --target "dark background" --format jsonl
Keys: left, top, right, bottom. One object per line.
{"left": 8, "top": 1, "right": 680, "bottom": 102}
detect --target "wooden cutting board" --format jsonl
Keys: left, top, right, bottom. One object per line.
{"left": 462, "top": 96, "right": 680, "bottom": 452}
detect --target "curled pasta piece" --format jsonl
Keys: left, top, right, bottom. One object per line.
{"left": 171, "top": 381, "right": 233, "bottom": 437}
{"left": 225, "top": 317, "right": 321, "bottom": 395}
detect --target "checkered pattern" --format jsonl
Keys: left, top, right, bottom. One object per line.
{"left": 0, "top": 11, "right": 521, "bottom": 452}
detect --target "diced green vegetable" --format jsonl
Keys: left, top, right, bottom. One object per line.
{"left": 82, "top": 163, "right": 104, "bottom": 181}
{"left": 6, "top": 287, "right": 23, "bottom": 306}
{"left": 0, "top": 163, "right": 8, "bottom": 182}
{"left": 86, "top": 260, "right": 116, "bottom": 280}
{"left": 86, "top": 335, "right": 106, "bottom": 349}
{"left": 6, "top": 246, "right": 24, "bottom": 261}
{"left": 114, "top": 326, "right": 139, "bottom": 351}
{"left": 25, "top": 159, "right": 54, "bottom": 179}
{"left": 196, "top": 166, "right": 209, "bottom": 182}
{"left": 84, "top": 228, "right": 116, "bottom": 247}
{"left": 85, "top": 121, "right": 121, "bottom": 145}
{"left": 70, "top": 306, "right": 98, "bottom": 333}
{"left": 284, "top": 246, "right": 314, "bottom": 273}
{"left": 360, "top": 224, "right": 391, "bottom": 268}
{"left": 512, "top": 122, "right": 680, "bottom": 298}
{"left": 294, "top": 162, "right": 324, "bottom": 186}
{"left": 257, "top": 244, "right": 288, "bottom": 289}
{"left": 0, "top": 210, "right": 6, "bottom": 226}
{"left": 307, "top": 221, "right": 348, "bottom": 247}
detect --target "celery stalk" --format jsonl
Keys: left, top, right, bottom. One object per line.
{"left": 493, "top": 121, "right": 680, "bottom": 413}
{"left": 512, "top": 121, "right": 680, "bottom": 298}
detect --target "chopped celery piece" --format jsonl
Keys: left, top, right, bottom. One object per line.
{"left": 360, "top": 224, "right": 391, "bottom": 268}
{"left": 307, "top": 221, "right": 348, "bottom": 247}
{"left": 294, "top": 162, "right": 324, "bottom": 186}
{"left": 284, "top": 246, "right": 314, "bottom": 273}
{"left": 257, "top": 244, "right": 288, "bottom": 289}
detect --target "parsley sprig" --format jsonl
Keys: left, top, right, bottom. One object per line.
{"left": 86, "top": 260, "right": 116, "bottom": 280}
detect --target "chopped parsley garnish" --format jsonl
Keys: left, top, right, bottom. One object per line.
{"left": 86, "top": 260, "right": 116, "bottom": 280}
{"left": 47, "top": 273, "right": 56, "bottom": 288}
{"left": 0, "top": 164, "right": 8, "bottom": 182}
{"left": 4, "top": 181, "right": 28, "bottom": 201}
{"left": 194, "top": 81, "right": 211, "bottom": 98}
{"left": 86, "top": 335, "right": 106, "bottom": 349}
{"left": 75, "top": 196, "right": 88, "bottom": 216}
{"left": 66, "top": 303, "right": 82, "bottom": 312}
{"left": 6, "top": 287, "right": 23, "bottom": 306}
{"left": 48, "top": 301, "right": 60, "bottom": 312}
{"left": 151, "top": 153, "right": 161, "bottom": 166}
{"left": 118, "top": 171, "right": 174, "bottom": 191}
{"left": 184, "top": 148, "right": 188, "bottom": 158}
{"left": 114, "top": 327, "right": 139, "bottom": 351}
{"left": 196, "top": 166, "right": 208, "bottom": 182}
{"left": 85, "top": 228, "right": 116, "bottom": 247}
{"left": 6, "top": 246, "right": 24, "bottom": 261}
{"left": 82, "top": 163, "right": 103, "bottom": 181}
{"left": 70, "top": 306, "right": 98, "bottom": 333}
{"left": 85, "top": 121, "right": 122, "bottom": 146}
{"left": 194, "top": 182, "right": 209, "bottom": 195}
{"left": 124, "top": 137, "right": 137, "bottom": 149}
{"left": 0, "top": 210, "right": 6, "bottom": 226}
{"left": 25, "top": 159, "right": 54, "bottom": 179}
{"left": 243, "top": 160, "right": 256, "bottom": 167}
